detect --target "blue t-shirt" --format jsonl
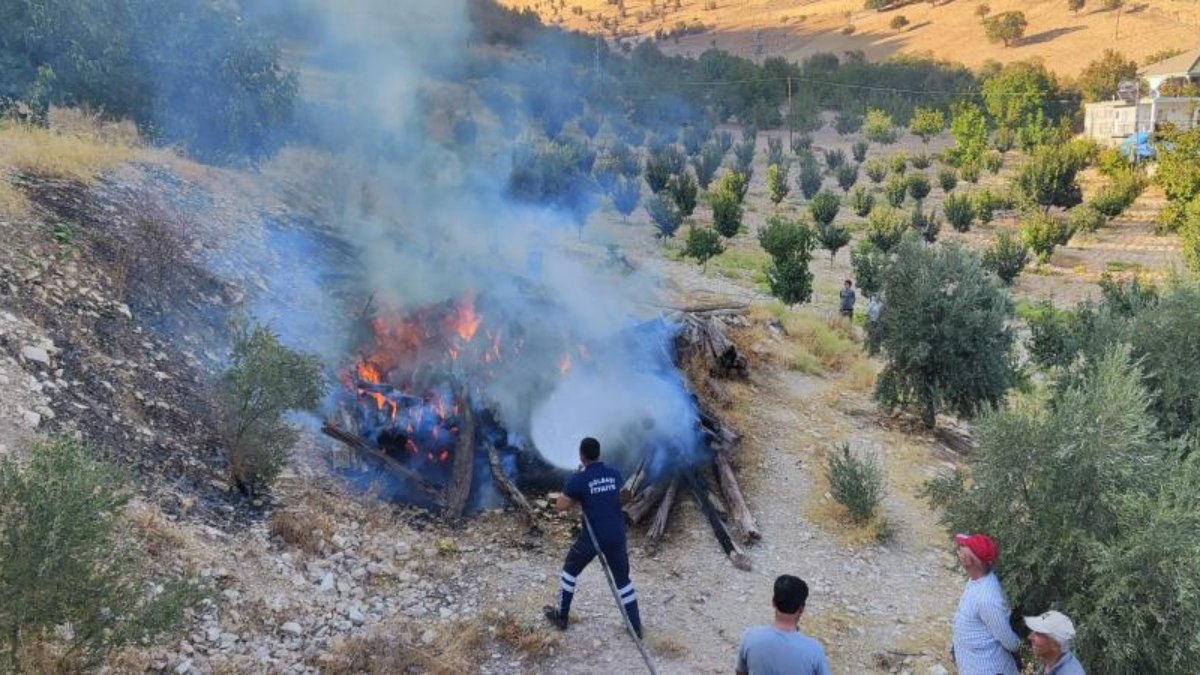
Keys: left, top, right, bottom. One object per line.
{"left": 736, "top": 626, "right": 832, "bottom": 675}
{"left": 563, "top": 462, "right": 625, "bottom": 544}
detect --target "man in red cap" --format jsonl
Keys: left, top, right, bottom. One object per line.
{"left": 951, "top": 533, "right": 1022, "bottom": 675}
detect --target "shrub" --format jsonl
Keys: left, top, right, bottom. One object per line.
{"left": 644, "top": 150, "right": 674, "bottom": 193}
{"left": 910, "top": 153, "right": 931, "bottom": 170}
{"left": 906, "top": 172, "right": 932, "bottom": 202}
{"left": 1021, "top": 212, "right": 1072, "bottom": 262}
{"left": 889, "top": 15, "right": 910, "bottom": 31}
{"left": 851, "top": 239, "right": 889, "bottom": 298}
{"left": 733, "top": 139, "right": 756, "bottom": 172}
{"left": 1012, "top": 143, "right": 1084, "bottom": 212}
{"left": 759, "top": 216, "right": 816, "bottom": 305}
{"left": 938, "top": 167, "right": 958, "bottom": 193}
{"left": 850, "top": 185, "right": 875, "bottom": 217}
{"left": 867, "top": 238, "right": 1015, "bottom": 427}
{"left": 692, "top": 142, "right": 724, "bottom": 189}
{"left": 884, "top": 174, "right": 908, "bottom": 207}
{"left": 866, "top": 206, "right": 908, "bottom": 252}
{"left": 1091, "top": 171, "right": 1144, "bottom": 218}
{"left": 983, "top": 151, "right": 1004, "bottom": 174}
{"left": 0, "top": 438, "right": 197, "bottom": 671}
{"left": 909, "top": 107, "right": 946, "bottom": 143}
{"left": 852, "top": 140, "right": 869, "bottom": 163}
{"left": 983, "top": 10, "right": 1028, "bottom": 47}
{"left": 824, "top": 148, "right": 846, "bottom": 172}
{"left": 944, "top": 192, "right": 975, "bottom": 232}
{"left": 911, "top": 205, "right": 941, "bottom": 243}
{"left": 716, "top": 130, "right": 734, "bottom": 154}
{"left": 1069, "top": 203, "right": 1106, "bottom": 233}
{"left": 836, "top": 163, "right": 859, "bottom": 192}
{"left": 817, "top": 220, "right": 852, "bottom": 265}
{"left": 981, "top": 231, "right": 1029, "bottom": 284}
{"left": 767, "top": 163, "right": 791, "bottom": 205}
{"left": 809, "top": 190, "right": 841, "bottom": 226}
{"left": 683, "top": 225, "right": 724, "bottom": 269}
{"left": 797, "top": 160, "right": 824, "bottom": 199}
{"left": 608, "top": 176, "right": 641, "bottom": 220}
{"left": 834, "top": 111, "right": 863, "bottom": 135}
{"left": 710, "top": 184, "right": 743, "bottom": 238}
{"left": 666, "top": 170, "right": 698, "bottom": 216}
{"left": 888, "top": 152, "right": 908, "bottom": 175}
{"left": 973, "top": 189, "right": 1002, "bottom": 223}
{"left": 826, "top": 443, "right": 885, "bottom": 523}
{"left": 864, "top": 158, "right": 888, "bottom": 184}
{"left": 864, "top": 108, "right": 897, "bottom": 144}
{"left": 792, "top": 133, "right": 814, "bottom": 155}
{"left": 646, "top": 193, "right": 683, "bottom": 238}
{"left": 960, "top": 162, "right": 982, "bottom": 184}
{"left": 218, "top": 322, "right": 324, "bottom": 494}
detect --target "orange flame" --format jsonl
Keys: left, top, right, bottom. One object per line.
{"left": 448, "top": 299, "right": 482, "bottom": 342}
{"left": 358, "top": 361, "right": 383, "bottom": 384}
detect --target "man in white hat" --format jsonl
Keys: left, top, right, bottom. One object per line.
{"left": 1024, "top": 611, "right": 1085, "bottom": 675}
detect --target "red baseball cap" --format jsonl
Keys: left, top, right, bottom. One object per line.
{"left": 955, "top": 533, "right": 999, "bottom": 565}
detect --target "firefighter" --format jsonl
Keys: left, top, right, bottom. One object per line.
{"left": 543, "top": 437, "right": 643, "bottom": 638}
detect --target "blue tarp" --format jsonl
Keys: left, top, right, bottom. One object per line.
{"left": 1121, "top": 131, "right": 1155, "bottom": 159}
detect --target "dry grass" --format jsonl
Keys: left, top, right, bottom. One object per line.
{"left": 756, "top": 301, "right": 864, "bottom": 375}
{"left": 481, "top": 608, "right": 563, "bottom": 660}
{"left": 125, "top": 499, "right": 192, "bottom": 563}
{"left": 645, "top": 631, "right": 690, "bottom": 660}
{"left": 268, "top": 507, "right": 335, "bottom": 555}
{"left": 320, "top": 621, "right": 487, "bottom": 675}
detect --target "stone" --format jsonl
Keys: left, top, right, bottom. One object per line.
{"left": 318, "top": 573, "right": 335, "bottom": 593}
{"left": 117, "top": 303, "right": 133, "bottom": 319}
{"left": 281, "top": 621, "right": 303, "bottom": 637}
{"left": 347, "top": 607, "right": 365, "bottom": 626}
{"left": 21, "top": 410, "right": 41, "bottom": 428}
{"left": 173, "top": 658, "right": 193, "bottom": 674}
{"left": 20, "top": 346, "right": 50, "bottom": 365}
{"left": 928, "top": 666, "right": 950, "bottom": 675}
{"left": 420, "top": 629, "right": 438, "bottom": 646}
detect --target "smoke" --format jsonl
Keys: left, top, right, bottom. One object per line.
{"left": 231, "top": 0, "right": 705, "bottom": 476}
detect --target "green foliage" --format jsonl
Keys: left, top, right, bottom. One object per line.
{"left": 937, "top": 167, "right": 958, "bottom": 193}
{"left": 910, "top": 153, "right": 931, "bottom": 170}
{"left": 941, "top": 196, "right": 973, "bottom": 236}
{"left": 0, "top": 438, "right": 197, "bottom": 671}
{"left": 863, "top": 108, "right": 897, "bottom": 144}
{"left": 851, "top": 239, "right": 890, "bottom": 299}
{"left": 906, "top": 172, "right": 931, "bottom": 202}
{"left": 973, "top": 188, "right": 1003, "bottom": 223}
{"left": 982, "top": 10, "right": 1028, "bottom": 47}
{"left": 1067, "top": 202, "right": 1104, "bottom": 234}
{"left": 759, "top": 215, "right": 816, "bottom": 305}
{"left": 791, "top": 133, "right": 814, "bottom": 155}
{"left": 716, "top": 130, "right": 734, "bottom": 154}
{"left": 593, "top": 140, "right": 638, "bottom": 191}
{"left": 0, "top": 0, "right": 297, "bottom": 161}
{"left": 834, "top": 111, "right": 863, "bottom": 135}
{"left": 983, "top": 61, "right": 1061, "bottom": 135}
{"left": 1181, "top": 197, "right": 1200, "bottom": 276}
{"left": 507, "top": 139, "right": 598, "bottom": 223}
{"left": 1021, "top": 212, "right": 1073, "bottom": 262}
{"left": 849, "top": 185, "right": 875, "bottom": 217}
{"left": 836, "top": 163, "right": 859, "bottom": 192}
{"left": 908, "top": 107, "right": 945, "bottom": 143}
{"left": 867, "top": 238, "right": 1015, "bottom": 426}
{"left": 608, "top": 176, "right": 641, "bottom": 219}
{"left": 766, "top": 163, "right": 790, "bottom": 205}
{"left": 1077, "top": 49, "right": 1137, "bottom": 103}
{"left": 888, "top": 152, "right": 908, "bottom": 175}
{"left": 667, "top": 170, "right": 699, "bottom": 216}
{"left": 826, "top": 443, "right": 885, "bottom": 523}
{"left": 910, "top": 204, "right": 941, "bottom": 243}
{"left": 982, "top": 150, "right": 1004, "bottom": 174}
{"left": 1130, "top": 283, "right": 1200, "bottom": 440}
{"left": 709, "top": 179, "right": 744, "bottom": 238}
{"left": 1153, "top": 127, "right": 1200, "bottom": 229}
{"left": 823, "top": 148, "right": 846, "bottom": 172}
{"left": 797, "top": 159, "right": 824, "bottom": 200}
{"left": 981, "top": 231, "right": 1029, "bottom": 285}
{"left": 889, "top": 15, "right": 910, "bottom": 31}
{"left": 218, "top": 322, "right": 323, "bottom": 494}
{"left": 816, "top": 220, "right": 852, "bottom": 265}
{"left": 960, "top": 161, "right": 982, "bottom": 184}
{"left": 864, "top": 158, "right": 888, "bottom": 184}
{"left": 808, "top": 190, "right": 841, "bottom": 226}
{"left": 733, "top": 139, "right": 756, "bottom": 173}
{"left": 923, "top": 350, "right": 1200, "bottom": 669}
{"left": 766, "top": 137, "right": 785, "bottom": 166}
{"left": 725, "top": 171, "right": 751, "bottom": 204}
{"left": 645, "top": 147, "right": 682, "bottom": 193}
{"left": 646, "top": 193, "right": 682, "bottom": 238}
{"left": 1012, "top": 143, "right": 1084, "bottom": 212}
{"left": 1067, "top": 0, "right": 1085, "bottom": 14}
{"left": 852, "top": 140, "right": 869, "bottom": 163}
{"left": 1090, "top": 172, "right": 1145, "bottom": 219}
{"left": 949, "top": 102, "right": 990, "bottom": 169}
{"left": 683, "top": 225, "right": 724, "bottom": 269}
{"left": 884, "top": 174, "right": 908, "bottom": 208}
{"left": 692, "top": 143, "right": 724, "bottom": 189}
{"left": 865, "top": 205, "right": 908, "bottom": 252}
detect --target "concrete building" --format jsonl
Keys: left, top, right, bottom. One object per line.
{"left": 1083, "top": 49, "right": 1200, "bottom": 146}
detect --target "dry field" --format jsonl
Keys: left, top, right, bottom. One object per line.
{"left": 503, "top": 0, "right": 1200, "bottom": 76}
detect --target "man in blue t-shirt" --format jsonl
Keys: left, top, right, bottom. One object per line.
{"left": 736, "top": 575, "right": 832, "bottom": 675}
{"left": 543, "top": 437, "right": 643, "bottom": 638}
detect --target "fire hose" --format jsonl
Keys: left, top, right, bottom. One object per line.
{"left": 582, "top": 513, "right": 660, "bottom": 675}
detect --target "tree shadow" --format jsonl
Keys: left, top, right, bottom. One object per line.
{"left": 1020, "top": 26, "right": 1085, "bottom": 47}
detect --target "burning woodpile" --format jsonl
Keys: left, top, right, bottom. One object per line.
{"left": 321, "top": 294, "right": 759, "bottom": 566}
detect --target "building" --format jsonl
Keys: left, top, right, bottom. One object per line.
{"left": 1083, "top": 49, "right": 1200, "bottom": 146}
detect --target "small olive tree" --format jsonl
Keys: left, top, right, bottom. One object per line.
{"left": 759, "top": 215, "right": 816, "bottom": 305}
{"left": 219, "top": 322, "right": 324, "bottom": 495}
{"left": 867, "top": 237, "right": 1016, "bottom": 427}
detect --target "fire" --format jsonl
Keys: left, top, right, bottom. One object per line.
{"left": 448, "top": 299, "right": 482, "bottom": 342}
{"left": 559, "top": 354, "right": 572, "bottom": 376}
{"left": 358, "top": 361, "right": 383, "bottom": 384}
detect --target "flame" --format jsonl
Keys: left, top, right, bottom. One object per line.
{"left": 448, "top": 299, "right": 481, "bottom": 342}
{"left": 559, "top": 354, "right": 572, "bottom": 376}
{"left": 358, "top": 361, "right": 383, "bottom": 384}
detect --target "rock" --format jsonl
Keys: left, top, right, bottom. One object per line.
{"left": 20, "top": 410, "right": 41, "bottom": 429}
{"left": 117, "top": 303, "right": 133, "bottom": 319}
{"left": 928, "top": 666, "right": 949, "bottom": 675}
{"left": 318, "top": 573, "right": 335, "bottom": 593}
{"left": 174, "top": 658, "right": 193, "bottom": 674}
{"left": 20, "top": 346, "right": 50, "bottom": 366}
{"left": 281, "top": 621, "right": 303, "bottom": 637}
{"left": 347, "top": 607, "right": 365, "bottom": 626}
{"left": 420, "top": 629, "right": 438, "bottom": 646}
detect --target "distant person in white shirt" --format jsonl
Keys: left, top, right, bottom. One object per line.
{"left": 951, "top": 533, "right": 1021, "bottom": 675}
{"left": 1025, "top": 611, "right": 1086, "bottom": 675}
{"left": 735, "top": 575, "right": 831, "bottom": 675}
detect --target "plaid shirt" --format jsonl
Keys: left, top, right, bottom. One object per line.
{"left": 952, "top": 572, "right": 1021, "bottom": 675}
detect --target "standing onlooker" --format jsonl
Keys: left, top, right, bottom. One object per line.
{"left": 839, "top": 279, "right": 856, "bottom": 319}
{"left": 1025, "top": 611, "right": 1085, "bottom": 675}
{"left": 735, "top": 575, "right": 831, "bottom": 675}
{"left": 866, "top": 293, "right": 883, "bottom": 325}
{"left": 951, "top": 533, "right": 1022, "bottom": 675}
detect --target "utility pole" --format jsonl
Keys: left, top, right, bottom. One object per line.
{"left": 1114, "top": 5, "right": 1121, "bottom": 39}
{"left": 594, "top": 33, "right": 602, "bottom": 82}
{"left": 787, "top": 77, "right": 793, "bottom": 149}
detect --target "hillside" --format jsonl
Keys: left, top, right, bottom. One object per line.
{"left": 505, "top": 0, "right": 1200, "bottom": 77}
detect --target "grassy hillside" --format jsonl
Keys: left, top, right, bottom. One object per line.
{"left": 504, "top": 0, "right": 1200, "bottom": 77}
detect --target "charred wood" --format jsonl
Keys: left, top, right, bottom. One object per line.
{"left": 623, "top": 480, "right": 667, "bottom": 525}
{"left": 714, "top": 452, "right": 760, "bottom": 544}
{"left": 684, "top": 472, "right": 751, "bottom": 571}
{"left": 442, "top": 386, "right": 476, "bottom": 520}
{"left": 320, "top": 422, "right": 441, "bottom": 499}
{"left": 486, "top": 442, "right": 539, "bottom": 532}
{"left": 645, "top": 477, "right": 679, "bottom": 553}
{"left": 676, "top": 313, "right": 748, "bottom": 379}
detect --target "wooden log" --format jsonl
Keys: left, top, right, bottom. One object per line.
{"left": 623, "top": 454, "right": 648, "bottom": 496}
{"left": 645, "top": 477, "right": 679, "bottom": 553}
{"left": 486, "top": 442, "right": 539, "bottom": 532}
{"left": 443, "top": 387, "right": 476, "bottom": 519}
{"left": 676, "top": 314, "right": 747, "bottom": 379}
{"left": 320, "top": 422, "right": 441, "bottom": 499}
{"left": 714, "top": 452, "right": 761, "bottom": 544}
{"left": 623, "top": 480, "right": 667, "bottom": 525}
{"left": 684, "top": 472, "right": 752, "bottom": 571}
